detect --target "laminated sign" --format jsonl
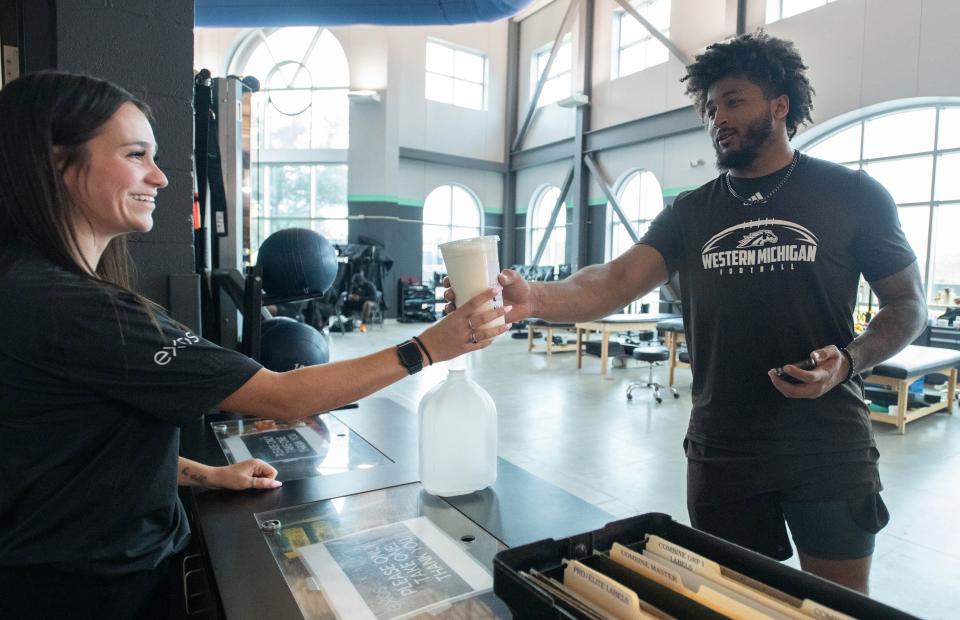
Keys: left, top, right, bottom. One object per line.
{"left": 298, "top": 517, "right": 492, "bottom": 620}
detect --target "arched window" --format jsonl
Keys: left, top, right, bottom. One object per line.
{"left": 798, "top": 102, "right": 960, "bottom": 306}
{"left": 527, "top": 185, "right": 567, "bottom": 267}
{"left": 422, "top": 185, "right": 483, "bottom": 283}
{"left": 231, "top": 27, "right": 351, "bottom": 256}
{"left": 608, "top": 169, "right": 664, "bottom": 311}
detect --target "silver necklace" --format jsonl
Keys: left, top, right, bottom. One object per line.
{"left": 724, "top": 150, "right": 801, "bottom": 206}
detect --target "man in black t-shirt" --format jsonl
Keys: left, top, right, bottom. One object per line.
{"left": 445, "top": 33, "right": 926, "bottom": 593}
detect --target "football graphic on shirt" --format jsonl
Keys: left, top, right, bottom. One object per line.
{"left": 736, "top": 229, "right": 778, "bottom": 248}
{"left": 701, "top": 218, "right": 818, "bottom": 275}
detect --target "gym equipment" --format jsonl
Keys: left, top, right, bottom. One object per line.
{"left": 656, "top": 317, "right": 688, "bottom": 387}
{"left": 575, "top": 313, "right": 680, "bottom": 379}
{"left": 626, "top": 346, "right": 679, "bottom": 403}
{"left": 256, "top": 228, "right": 338, "bottom": 298}
{"left": 865, "top": 344, "right": 960, "bottom": 434}
{"left": 526, "top": 319, "right": 577, "bottom": 354}
{"left": 259, "top": 320, "right": 330, "bottom": 372}
{"left": 260, "top": 316, "right": 297, "bottom": 338}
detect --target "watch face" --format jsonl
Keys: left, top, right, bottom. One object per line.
{"left": 397, "top": 341, "right": 422, "bottom": 372}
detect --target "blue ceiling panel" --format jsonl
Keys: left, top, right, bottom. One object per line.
{"left": 195, "top": 0, "right": 534, "bottom": 27}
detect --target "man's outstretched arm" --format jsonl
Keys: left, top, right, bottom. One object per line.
{"left": 445, "top": 244, "right": 670, "bottom": 324}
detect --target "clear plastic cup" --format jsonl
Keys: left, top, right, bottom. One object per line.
{"left": 439, "top": 236, "right": 504, "bottom": 329}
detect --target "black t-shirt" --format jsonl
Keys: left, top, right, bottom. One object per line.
{"left": 0, "top": 251, "right": 262, "bottom": 575}
{"left": 640, "top": 154, "right": 915, "bottom": 454}
{"left": 351, "top": 281, "right": 377, "bottom": 301}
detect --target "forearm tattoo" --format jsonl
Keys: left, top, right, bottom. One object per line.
{"left": 847, "top": 265, "right": 927, "bottom": 375}
{"left": 181, "top": 466, "right": 208, "bottom": 485}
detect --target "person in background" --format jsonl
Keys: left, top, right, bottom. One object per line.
{"left": 344, "top": 272, "right": 379, "bottom": 331}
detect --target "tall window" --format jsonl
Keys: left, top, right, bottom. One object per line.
{"left": 608, "top": 170, "right": 664, "bottom": 310}
{"left": 531, "top": 35, "right": 571, "bottom": 107}
{"left": 234, "top": 27, "right": 350, "bottom": 255}
{"left": 422, "top": 185, "right": 483, "bottom": 283}
{"left": 766, "top": 0, "right": 836, "bottom": 23}
{"left": 527, "top": 186, "right": 567, "bottom": 267}
{"left": 613, "top": 0, "right": 670, "bottom": 79}
{"left": 425, "top": 40, "right": 487, "bottom": 111}
{"left": 802, "top": 103, "right": 960, "bottom": 307}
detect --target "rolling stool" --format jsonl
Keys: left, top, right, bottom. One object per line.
{"left": 625, "top": 329, "right": 656, "bottom": 345}
{"left": 626, "top": 346, "right": 679, "bottom": 403}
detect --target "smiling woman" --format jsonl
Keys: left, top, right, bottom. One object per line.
{"left": 0, "top": 71, "right": 509, "bottom": 618}
{"left": 60, "top": 102, "right": 169, "bottom": 269}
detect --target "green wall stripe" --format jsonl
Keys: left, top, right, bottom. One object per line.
{"left": 348, "top": 194, "right": 501, "bottom": 213}
{"left": 662, "top": 184, "right": 702, "bottom": 197}
{"left": 348, "top": 194, "right": 399, "bottom": 203}
{"left": 585, "top": 185, "right": 703, "bottom": 203}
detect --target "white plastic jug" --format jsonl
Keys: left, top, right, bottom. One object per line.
{"left": 418, "top": 358, "right": 497, "bottom": 496}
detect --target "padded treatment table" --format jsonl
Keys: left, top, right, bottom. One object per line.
{"left": 656, "top": 317, "right": 688, "bottom": 387}
{"left": 865, "top": 345, "right": 960, "bottom": 434}
{"left": 526, "top": 318, "right": 578, "bottom": 354}
{"left": 574, "top": 313, "right": 680, "bottom": 378}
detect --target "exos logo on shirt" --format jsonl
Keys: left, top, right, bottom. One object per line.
{"left": 700, "top": 218, "right": 819, "bottom": 275}
{"left": 153, "top": 331, "right": 201, "bottom": 366}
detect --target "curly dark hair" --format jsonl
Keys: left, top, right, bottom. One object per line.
{"left": 681, "top": 31, "right": 814, "bottom": 139}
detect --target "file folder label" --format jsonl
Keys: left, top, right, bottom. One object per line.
{"left": 646, "top": 534, "right": 720, "bottom": 574}
{"left": 801, "top": 599, "right": 857, "bottom": 620}
{"left": 564, "top": 559, "right": 648, "bottom": 620}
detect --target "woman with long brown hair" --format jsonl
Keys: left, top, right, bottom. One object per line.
{"left": 0, "top": 71, "right": 508, "bottom": 617}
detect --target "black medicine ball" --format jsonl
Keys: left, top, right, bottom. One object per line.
{"left": 260, "top": 320, "right": 330, "bottom": 372}
{"left": 256, "top": 228, "right": 338, "bottom": 297}
{"left": 260, "top": 316, "right": 298, "bottom": 338}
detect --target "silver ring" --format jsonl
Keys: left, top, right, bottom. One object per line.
{"left": 470, "top": 332, "right": 477, "bottom": 344}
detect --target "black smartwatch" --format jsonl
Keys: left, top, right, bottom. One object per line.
{"left": 395, "top": 340, "right": 424, "bottom": 375}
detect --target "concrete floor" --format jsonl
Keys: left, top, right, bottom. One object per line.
{"left": 330, "top": 320, "right": 960, "bottom": 619}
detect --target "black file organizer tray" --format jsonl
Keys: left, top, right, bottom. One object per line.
{"left": 493, "top": 512, "right": 917, "bottom": 620}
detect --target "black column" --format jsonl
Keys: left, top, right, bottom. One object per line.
{"left": 569, "top": 0, "right": 594, "bottom": 270}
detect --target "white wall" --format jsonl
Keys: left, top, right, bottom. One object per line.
{"left": 516, "top": 158, "right": 575, "bottom": 214}
{"left": 590, "top": 0, "right": 726, "bottom": 131}
{"left": 516, "top": 0, "right": 960, "bottom": 155}
{"left": 194, "top": 20, "right": 508, "bottom": 175}
{"left": 516, "top": 0, "right": 578, "bottom": 149}
{"left": 589, "top": 129, "right": 714, "bottom": 203}
{"left": 194, "top": 27, "right": 243, "bottom": 75}
{"left": 195, "top": 0, "right": 960, "bottom": 210}
{"left": 570, "top": 0, "right": 960, "bottom": 204}
{"left": 389, "top": 23, "right": 508, "bottom": 162}
{"left": 767, "top": 0, "right": 960, "bottom": 133}
{"left": 398, "top": 160, "right": 504, "bottom": 214}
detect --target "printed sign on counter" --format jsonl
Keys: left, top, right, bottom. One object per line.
{"left": 298, "top": 517, "right": 493, "bottom": 620}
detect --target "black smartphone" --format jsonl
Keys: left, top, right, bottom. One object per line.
{"left": 775, "top": 357, "right": 816, "bottom": 384}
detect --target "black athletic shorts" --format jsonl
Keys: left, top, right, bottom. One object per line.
{"left": 685, "top": 438, "right": 889, "bottom": 561}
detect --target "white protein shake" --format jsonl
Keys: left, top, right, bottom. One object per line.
{"left": 439, "top": 236, "right": 505, "bottom": 329}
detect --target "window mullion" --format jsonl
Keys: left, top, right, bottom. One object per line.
{"left": 310, "top": 166, "right": 318, "bottom": 223}
{"left": 922, "top": 109, "right": 943, "bottom": 300}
